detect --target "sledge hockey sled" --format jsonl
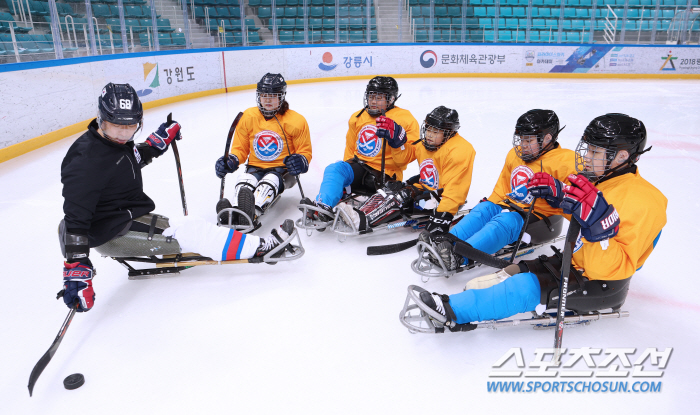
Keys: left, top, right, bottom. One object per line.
{"left": 399, "top": 285, "right": 629, "bottom": 334}
{"left": 297, "top": 191, "right": 470, "bottom": 241}
{"left": 218, "top": 172, "right": 297, "bottom": 233}
{"left": 411, "top": 215, "right": 566, "bottom": 281}
{"left": 94, "top": 214, "right": 305, "bottom": 280}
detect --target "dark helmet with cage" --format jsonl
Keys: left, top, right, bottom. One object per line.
{"left": 256, "top": 73, "right": 287, "bottom": 118}
{"left": 363, "top": 76, "right": 399, "bottom": 117}
{"left": 420, "top": 106, "right": 460, "bottom": 152}
{"left": 513, "top": 109, "right": 563, "bottom": 162}
{"left": 97, "top": 83, "right": 143, "bottom": 142}
{"left": 575, "top": 113, "right": 648, "bottom": 182}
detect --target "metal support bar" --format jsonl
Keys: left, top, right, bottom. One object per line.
{"left": 117, "top": 0, "right": 128, "bottom": 53}
{"left": 84, "top": 0, "right": 97, "bottom": 55}
{"left": 47, "top": 0, "right": 63, "bottom": 59}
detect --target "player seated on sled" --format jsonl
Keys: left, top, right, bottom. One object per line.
{"left": 331, "top": 106, "right": 475, "bottom": 237}
{"left": 59, "top": 83, "right": 301, "bottom": 312}
{"left": 297, "top": 76, "right": 420, "bottom": 231}
{"left": 215, "top": 73, "right": 312, "bottom": 233}
{"left": 413, "top": 109, "right": 574, "bottom": 279}
{"left": 400, "top": 113, "right": 667, "bottom": 334}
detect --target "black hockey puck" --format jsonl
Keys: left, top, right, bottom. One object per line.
{"left": 63, "top": 373, "right": 85, "bottom": 390}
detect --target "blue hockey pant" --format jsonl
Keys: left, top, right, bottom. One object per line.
{"left": 449, "top": 201, "right": 524, "bottom": 261}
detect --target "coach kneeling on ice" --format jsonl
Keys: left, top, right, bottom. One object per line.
{"left": 59, "top": 83, "right": 303, "bottom": 312}
{"left": 400, "top": 114, "right": 666, "bottom": 333}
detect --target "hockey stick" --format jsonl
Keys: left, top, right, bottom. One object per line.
{"left": 28, "top": 303, "right": 78, "bottom": 396}
{"left": 220, "top": 112, "right": 244, "bottom": 200}
{"left": 367, "top": 238, "right": 418, "bottom": 255}
{"left": 273, "top": 114, "right": 306, "bottom": 199}
{"left": 510, "top": 199, "right": 535, "bottom": 263}
{"left": 168, "top": 113, "right": 187, "bottom": 216}
{"left": 552, "top": 219, "right": 581, "bottom": 364}
{"left": 379, "top": 109, "right": 387, "bottom": 187}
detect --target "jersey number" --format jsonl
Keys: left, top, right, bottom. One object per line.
{"left": 119, "top": 99, "right": 132, "bottom": 110}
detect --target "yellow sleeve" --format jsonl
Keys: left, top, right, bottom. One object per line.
{"left": 292, "top": 117, "right": 313, "bottom": 164}
{"left": 230, "top": 113, "right": 252, "bottom": 163}
{"left": 487, "top": 152, "right": 514, "bottom": 204}
{"left": 438, "top": 144, "right": 475, "bottom": 215}
{"left": 389, "top": 140, "right": 417, "bottom": 167}
{"left": 343, "top": 117, "right": 356, "bottom": 162}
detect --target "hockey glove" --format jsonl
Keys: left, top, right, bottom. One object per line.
{"left": 283, "top": 154, "right": 309, "bottom": 176}
{"left": 561, "top": 174, "right": 620, "bottom": 242}
{"left": 215, "top": 154, "right": 239, "bottom": 179}
{"left": 526, "top": 172, "right": 565, "bottom": 208}
{"left": 62, "top": 259, "right": 95, "bottom": 312}
{"left": 375, "top": 116, "right": 407, "bottom": 149}
{"left": 426, "top": 210, "right": 454, "bottom": 234}
{"left": 146, "top": 121, "right": 182, "bottom": 154}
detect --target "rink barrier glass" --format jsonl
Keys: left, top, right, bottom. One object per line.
{"left": 1, "top": 0, "right": 699, "bottom": 65}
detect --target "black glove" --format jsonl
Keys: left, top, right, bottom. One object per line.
{"left": 283, "top": 154, "right": 309, "bottom": 176}
{"left": 215, "top": 154, "right": 239, "bottom": 179}
{"left": 426, "top": 210, "right": 453, "bottom": 234}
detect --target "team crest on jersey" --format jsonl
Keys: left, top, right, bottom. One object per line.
{"left": 507, "top": 165, "right": 535, "bottom": 203}
{"left": 356, "top": 125, "right": 381, "bottom": 157}
{"left": 419, "top": 159, "right": 439, "bottom": 189}
{"left": 573, "top": 229, "right": 583, "bottom": 253}
{"left": 253, "top": 130, "right": 284, "bottom": 161}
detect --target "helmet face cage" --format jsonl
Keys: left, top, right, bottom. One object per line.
{"left": 420, "top": 121, "right": 456, "bottom": 152}
{"left": 256, "top": 91, "right": 286, "bottom": 118}
{"left": 574, "top": 139, "right": 618, "bottom": 182}
{"left": 513, "top": 131, "right": 550, "bottom": 162}
{"left": 363, "top": 91, "right": 395, "bottom": 117}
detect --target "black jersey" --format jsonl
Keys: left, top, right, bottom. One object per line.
{"left": 61, "top": 119, "right": 161, "bottom": 247}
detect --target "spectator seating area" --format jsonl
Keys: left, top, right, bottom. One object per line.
{"left": 410, "top": 0, "right": 700, "bottom": 43}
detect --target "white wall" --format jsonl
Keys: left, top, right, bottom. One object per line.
{"left": 1, "top": 44, "right": 697, "bottom": 149}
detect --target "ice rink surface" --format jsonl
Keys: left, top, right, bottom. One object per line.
{"left": 1, "top": 78, "right": 698, "bottom": 414}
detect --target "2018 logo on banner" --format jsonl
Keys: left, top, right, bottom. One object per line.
{"left": 419, "top": 159, "right": 439, "bottom": 189}
{"left": 253, "top": 130, "right": 284, "bottom": 161}
{"left": 356, "top": 125, "right": 381, "bottom": 157}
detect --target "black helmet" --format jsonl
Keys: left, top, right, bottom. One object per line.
{"left": 575, "top": 113, "right": 648, "bottom": 182}
{"left": 97, "top": 83, "right": 143, "bottom": 127}
{"left": 420, "top": 106, "right": 460, "bottom": 152}
{"left": 256, "top": 73, "right": 287, "bottom": 117}
{"left": 363, "top": 76, "right": 399, "bottom": 116}
{"left": 513, "top": 109, "right": 562, "bottom": 162}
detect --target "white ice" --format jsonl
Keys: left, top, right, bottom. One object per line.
{"left": 1, "top": 78, "right": 698, "bottom": 414}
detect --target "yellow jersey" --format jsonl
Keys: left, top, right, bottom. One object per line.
{"left": 391, "top": 134, "right": 476, "bottom": 215}
{"left": 343, "top": 106, "right": 420, "bottom": 181}
{"left": 488, "top": 145, "right": 576, "bottom": 218}
{"left": 573, "top": 169, "right": 667, "bottom": 281}
{"left": 229, "top": 107, "right": 312, "bottom": 169}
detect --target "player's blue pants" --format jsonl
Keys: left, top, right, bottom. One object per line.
{"left": 448, "top": 272, "right": 541, "bottom": 324}
{"left": 449, "top": 201, "right": 524, "bottom": 262}
{"left": 316, "top": 161, "right": 353, "bottom": 207}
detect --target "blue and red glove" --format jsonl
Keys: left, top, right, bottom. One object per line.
{"left": 526, "top": 172, "right": 565, "bottom": 208}
{"left": 146, "top": 121, "right": 182, "bottom": 153}
{"left": 62, "top": 260, "right": 95, "bottom": 312}
{"left": 284, "top": 154, "right": 309, "bottom": 176}
{"left": 561, "top": 174, "right": 620, "bottom": 242}
{"left": 375, "top": 116, "right": 407, "bottom": 149}
{"left": 215, "top": 154, "right": 239, "bottom": 178}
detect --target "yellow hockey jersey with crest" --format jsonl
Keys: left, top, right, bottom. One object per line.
{"left": 229, "top": 107, "right": 312, "bottom": 169}
{"left": 390, "top": 134, "right": 476, "bottom": 215}
{"left": 572, "top": 169, "right": 667, "bottom": 281}
{"left": 343, "top": 106, "right": 420, "bottom": 181}
{"left": 488, "top": 145, "right": 576, "bottom": 218}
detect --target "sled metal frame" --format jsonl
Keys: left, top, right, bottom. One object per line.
{"left": 110, "top": 227, "right": 305, "bottom": 280}
{"left": 216, "top": 193, "right": 283, "bottom": 234}
{"left": 411, "top": 235, "right": 567, "bottom": 282}
{"left": 295, "top": 193, "right": 369, "bottom": 235}
{"left": 400, "top": 285, "right": 629, "bottom": 334}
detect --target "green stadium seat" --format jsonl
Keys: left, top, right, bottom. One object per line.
{"left": 171, "top": 32, "right": 186, "bottom": 46}
{"left": 158, "top": 32, "right": 172, "bottom": 46}
{"left": 279, "top": 29, "right": 293, "bottom": 42}
{"left": 248, "top": 31, "right": 264, "bottom": 44}
{"left": 157, "top": 19, "right": 175, "bottom": 32}
{"left": 321, "top": 29, "right": 335, "bottom": 42}
{"left": 349, "top": 29, "right": 364, "bottom": 42}
{"left": 293, "top": 30, "right": 305, "bottom": 42}
{"left": 415, "top": 29, "right": 428, "bottom": 41}
{"left": 258, "top": 7, "right": 272, "bottom": 19}
{"left": 323, "top": 18, "right": 335, "bottom": 29}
